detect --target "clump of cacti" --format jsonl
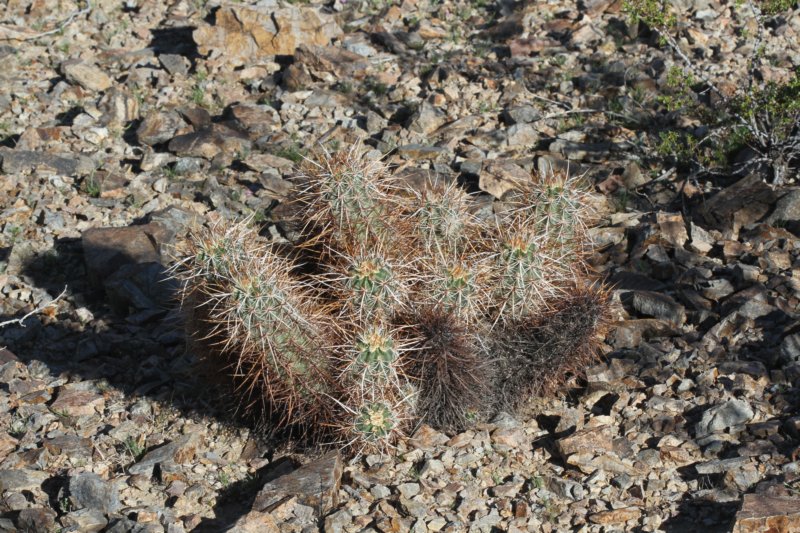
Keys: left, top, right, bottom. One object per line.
{"left": 174, "top": 144, "right": 609, "bottom": 453}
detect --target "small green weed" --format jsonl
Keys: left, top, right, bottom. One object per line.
{"left": 123, "top": 437, "right": 146, "bottom": 461}
{"left": 84, "top": 175, "right": 101, "bottom": 198}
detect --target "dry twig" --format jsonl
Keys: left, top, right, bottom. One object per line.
{"left": 0, "top": 1, "right": 92, "bottom": 42}
{"left": 0, "top": 286, "right": 68, "bottom": 328}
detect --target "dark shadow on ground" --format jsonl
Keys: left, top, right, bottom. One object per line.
{"left": 148, "top": 27, "right": 200, "bottom": 61}
{"left": 0, "top": 231, "right": 285, "bottom": 526}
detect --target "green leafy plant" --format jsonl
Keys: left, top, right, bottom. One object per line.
{"left": 624, "top": 0, "right": 800, "bottom": 184}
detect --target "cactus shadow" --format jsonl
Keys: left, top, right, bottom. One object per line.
{"left": 1, "top": 235, "right": 251, "bottom": 432}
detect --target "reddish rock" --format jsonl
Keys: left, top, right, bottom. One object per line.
{"left": 50, "top": 387, "right": 105, "bottom": 417}
{"left": 733, "top": 494, "right": 800, "bottom": 533}
{"left": 589, "top": 506, "right": 642, "bottom": 525}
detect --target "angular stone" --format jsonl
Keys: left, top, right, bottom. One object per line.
{"left": 137, "top": 110, "right": 186, "bottom": 146}
{"left": 128, "top": 433, "right": 202, "bottom": 475}
{"left": 82, "top": 224, "right": 162, "bottom": 286}
{"left": 556, "top": 426, "right": 614, "bottom": 457}
{"left": 159, "top": 54, "right": 189, "bottom": 77}
{"left": 409, "top": 100, "right": 447, "bottom": 135}
{"left": 98, "top": 87, "right": 140, "bottom": 126}
{"left": 409, "top": 425, "right": 449, "bottom": 451}
{"left": 506, "top": 124, "right": 540, "bottom": 148}
{"left": 178, "top": 106, "right": 212, "bottom": 129}
{"left": 733, "top": 493, "right": 800, "bottom": 533}
{"left": 689, "top": 222, "right": 715, "bottom": 253}
{"left": 536, "top": 154, "right": 590, "bottom": 179}
{"left": 479, "top": 159, "right": 530, "bottom": 199}
{"left": 0, "top": 431, "right": 18, "bottom": 461}
{"left": 168, "top": 124, "right": 251, "bottom": 160}
{"left": 50, "top": 387, "right": 105, "bottom": 417}
{"left": 229, "top": 104, "right": 277, "bottom": 140}
{"left": 243, "top": 152, "right": 294, "bottom": 172}
{"left": 324, "top": 509, "right": 353, "bottom": 532}
{"left": 503, "top": 105, "right": 540, "bottom": 125}
{"left": 61, "top": 508, "right": 108, "bottom": 533}
{"left": 491, "top": 427, "right": 526, "bottom": 449}
{"left": 0, "top": 469, "right": 49, "bottom": 492}
{"left": 398, "top": 482, "right": 421, "bottom": 499}
{"left": 230, "top": 511, "right": 280, "bottom": 532}
{"left": 69, "top": 472, "right": 120, "bottom": 514}
{"left": 588, "top": 507, "right": 642, "bottom": 525}
{"left": 0, "top": 148, "right": 94, "bottom": 176}
{"left": 61, "top": 61, "right": 112, "bottom": 91}
{"left": 397, "top": 144, "right": 448, "bottom": 160}
{"left": 699, "top": 172, "right": 778, "bottom": 231}
{"left": 656, "top": 211, "right": 689, "bottom": 248}
{"left": 659, "top": 445, "right": 697, "bottom": 467}
{"left": 696, "top": 400, "right": 755, "bottom": 438}
{"left": 253, "top": 451, "right": 342, "bottom": 515}
{"left": 767, "top": 189, "right": 800, "bottom": 234}
{"left": 294, "top": 44, "right": 370, "bottom": 81}
{"left": 16, "top": 507, "right": 57, "bottom": 532}
{"left": 492, "top": 479, "right": 524, "bottom": 499}
{"left": 447, "top": 431, "right": 474, "bottom": 448}
{"left": 105, "top": 261, "right": 176, "bottom": 315}
{"left": 44, "top": 435, "right": 93, "bottom": 457}
{"left": 781, "top": 334, "right": 800, "bottom": 364}
{"left": 193, "top": 5, "right": 342, "bottom": 66}
{"left": 624, "top": 290, "right": 686, "bottom": 326}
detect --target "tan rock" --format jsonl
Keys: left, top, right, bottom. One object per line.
{"left": 556, "top": 425, "right": 614, "bottom": 457}
{"left": 409, "top": 424, "right": 449, "bottom": 451}
{"left": 50, "top": 387, "right": 105, "bottom": 417}
{"left": 479, "top": 160, "right": 530, "bottom": 199}
{"left": 62, "top": 61, "right": 113, "bottom": 92}
{"left": 231, "top": 511, "right": 280, "bottom": 532}
{"left": 491, "top": 427, "right": 526, "bottom": 449}
{"left": 589, "top": 506, "right": 642, "bottom": 525}
{"left": 193, "top": 4, "right": 342, "bottom": 66}
{"left": 294, "top": 44, "right": 370, "bottom": 81}
{"left": 656, "top": 211, "right": 689, "bottom": 248}
{"left": 0, "top": 432, "right": 18, "bottom": 461}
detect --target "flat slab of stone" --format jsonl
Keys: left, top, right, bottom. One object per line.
{"left": 733, "top": 493, "right": 800, "bottom": 533}
{"left": 193, "top": 5, "right": 342, "bottom": 65}
{"left": 253, "top": 451, "right": 342, "bottom": 515}
{"left": 82, "top": 224, "right": 162, "bottom": 285}
{"left": 128, "top": 433, "right": 202, "bottom": 475}
{"left": 0, "top": 148, "right": 94, "bottom": 176}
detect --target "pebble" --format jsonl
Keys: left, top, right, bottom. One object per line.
{"left": 0, "top": 0, "right": 798, "bottom": 530}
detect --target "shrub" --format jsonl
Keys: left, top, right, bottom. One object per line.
{"left": 173, "top": 146, "right": 609, "bottom": 453}
{"left": 624, "top": 0, "right": 800, "bottom": 184}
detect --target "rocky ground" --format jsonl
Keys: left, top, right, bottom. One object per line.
{"left": 1, "top": 0, "right": 800, "bottom": 531}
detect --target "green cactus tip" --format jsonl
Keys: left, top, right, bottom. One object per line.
{"left": 355, "top": 327, "right": 397, "bottom": 368}
{"left": 355, "top": 401, "right": 396, "bottom": 440}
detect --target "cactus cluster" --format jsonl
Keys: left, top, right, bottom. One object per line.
{"left": 174, "top": 145, "right": 609, "bottom": 453}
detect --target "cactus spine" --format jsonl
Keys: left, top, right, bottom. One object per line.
{"left": 177, "top": 146, "right": 608, "bottom": 452}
